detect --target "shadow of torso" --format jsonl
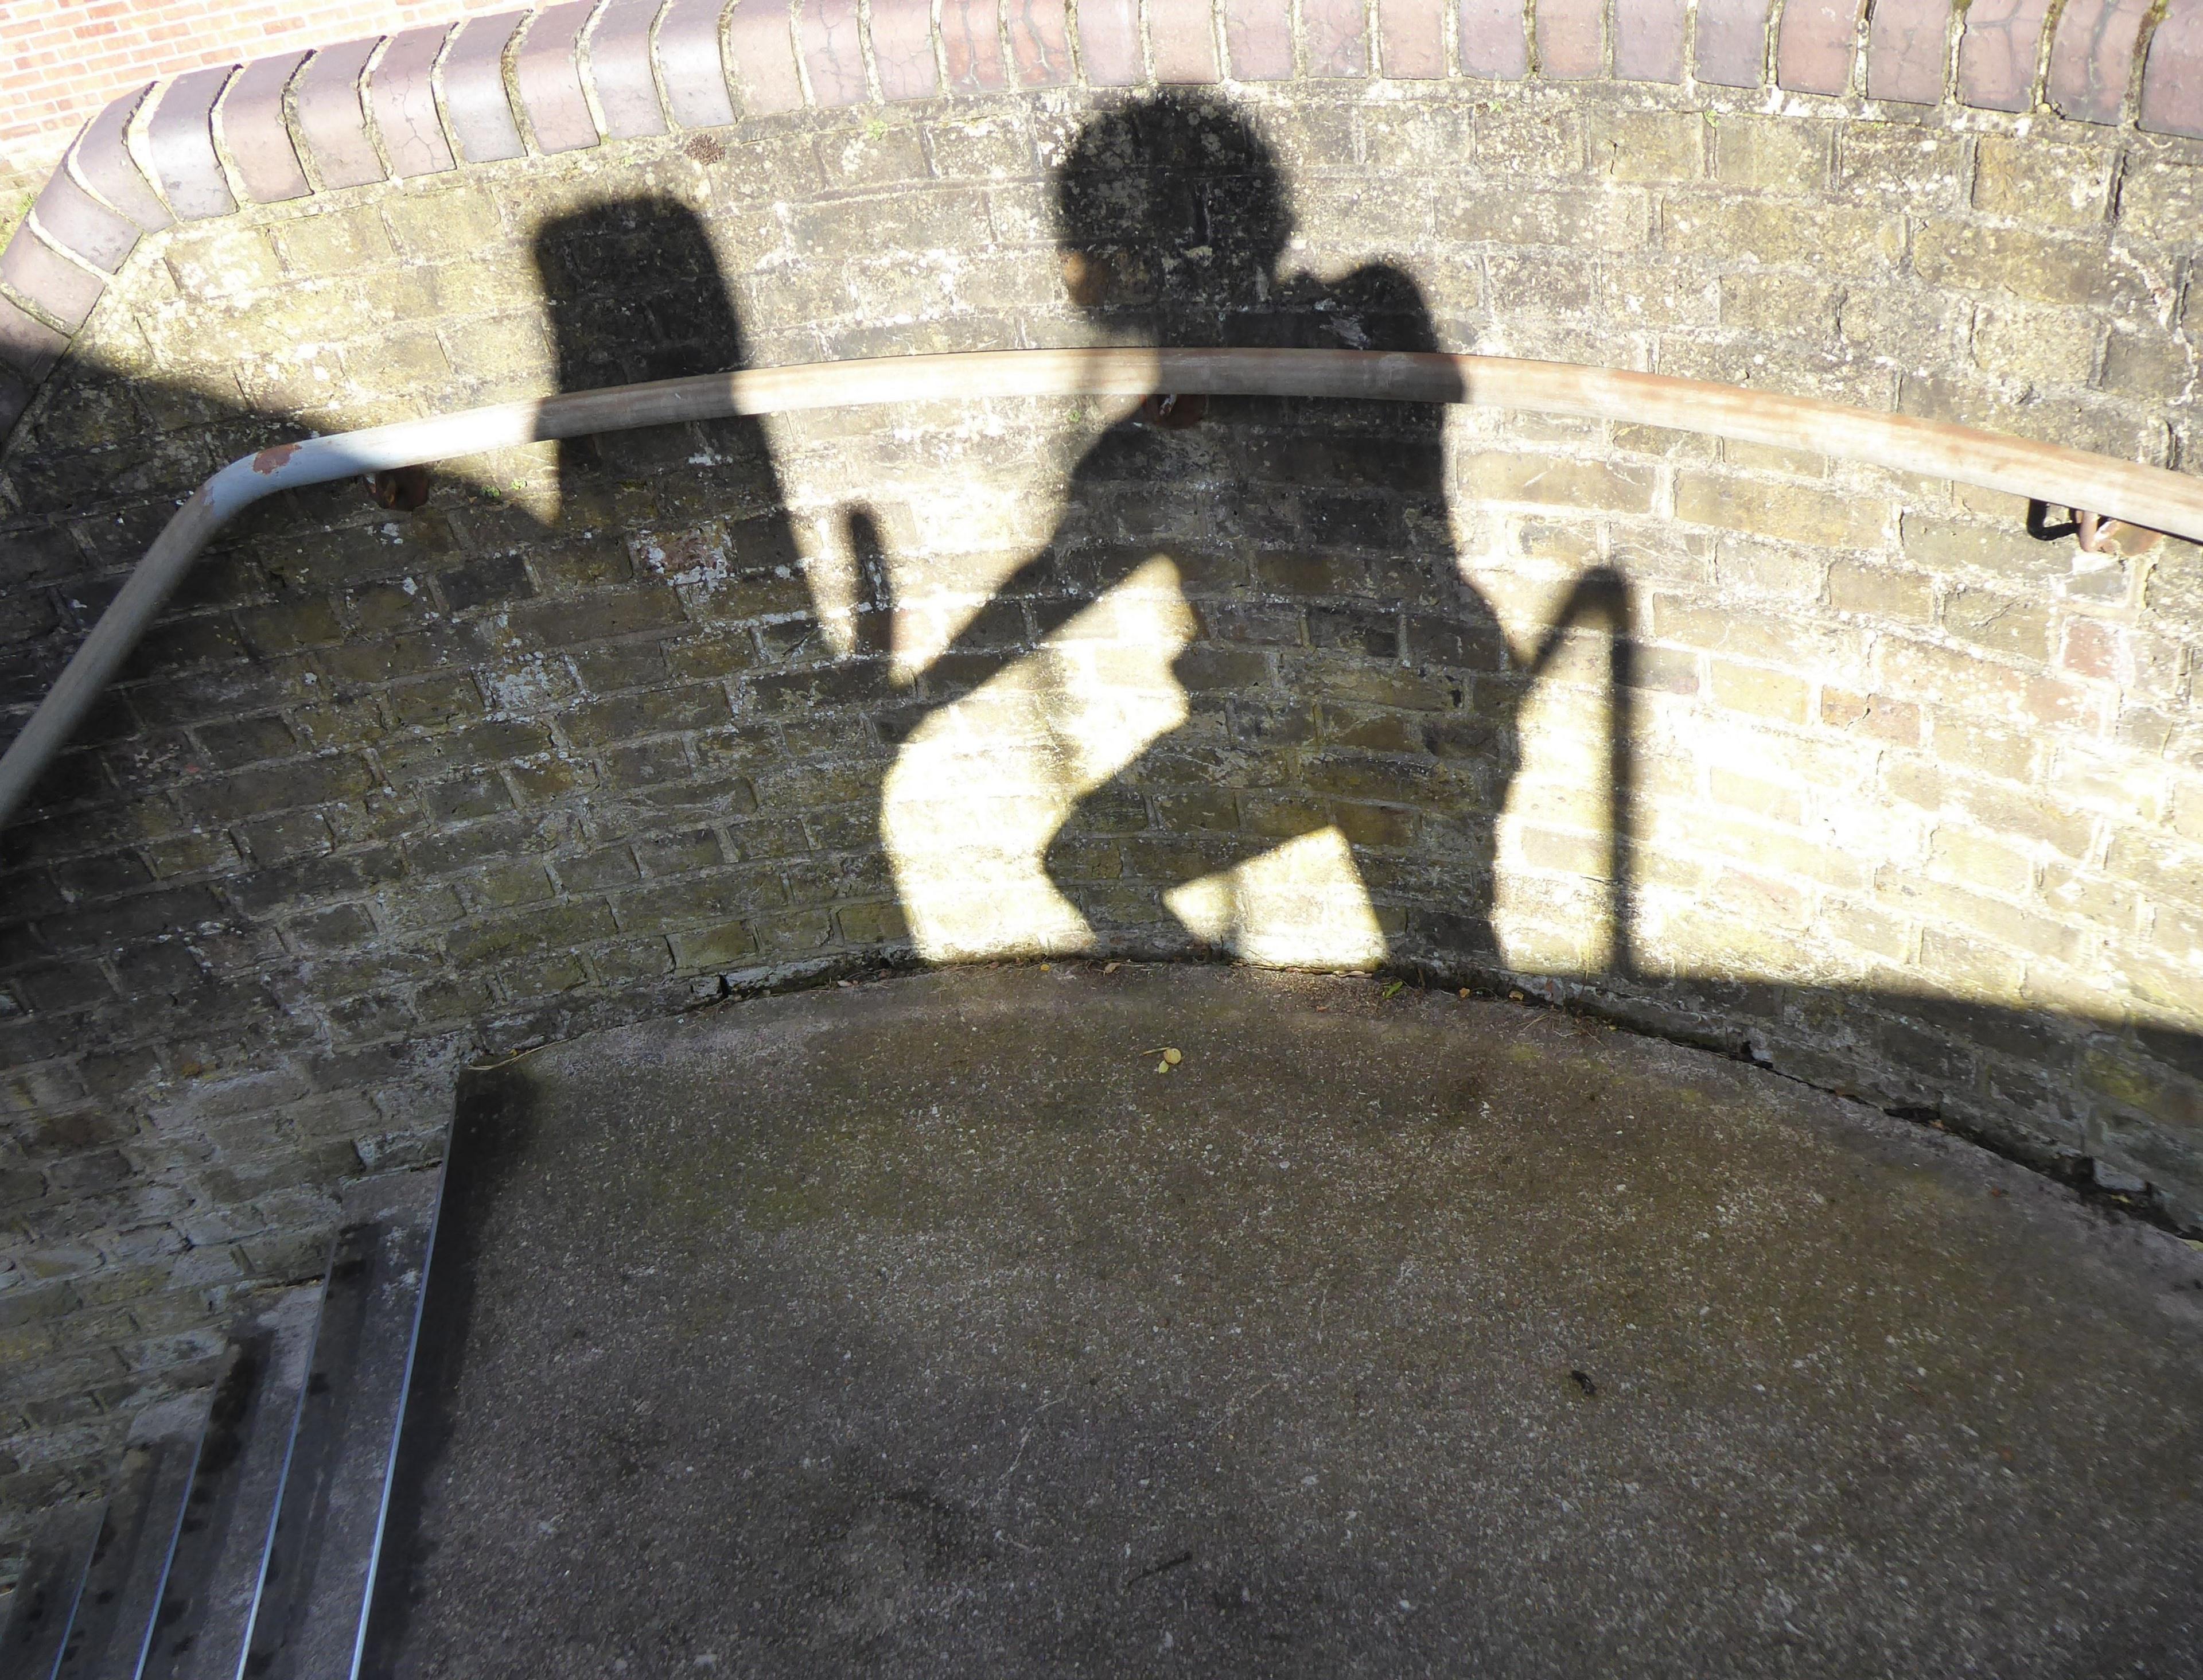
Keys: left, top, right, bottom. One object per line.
{"left": 888, "top": 263, "right": 1517, "bottom": 966}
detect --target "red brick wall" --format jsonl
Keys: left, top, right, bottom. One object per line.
{"left": 1, "top": 0, "right": 521, "bottom": 201}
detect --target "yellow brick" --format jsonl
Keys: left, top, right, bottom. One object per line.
{"left": 1475, "top": 106, "right": 1585, "bottom": 174}
{"left": 1649, "top": 597, "right": 1859, "bottom": 671}
{"left": 1451, "top": 188, "right": 1653, "bottom": 258}
{"left": 162, "top": 225, "right": 285, "bottom": 299}
{"left": 1836, "top": 126, "right": 1969, "bottom": 205}
{"left": 1673, "top": 472, "right": 1889, "bottom": 550}
{"left": 1925, "top": 714, "right": 2041, "bottom": 783}
{"left": 1940, "top": 588, "right": 2052, "bottom": 664}
{"left": 2115, "top": 158, "right": 2203, "bottom": 243}
{"left": 1876, "top": 637, "right": 2064, "bottom": 725}
{"left": 1708, "top": 659, "right": 1811, "bottom": 722}
{"left": 1914, "top": 928, "right": 2026, "bottom": 997}
{"left": 1597, "top": 260, "right": 1720, "bottom": 327}
{"left": 1515, "top": 825, "right": 1611, "bottom": 877}
{"left": 1973, "top": 137, "right": 2113, "bottom": 227}
{"left": 2173, "top": 777, "right": 2203, "bottom": 845}
{"left": 1704, "top": 866, "right": 1813, "bottom": 928}
{"left": 1665, "top": 198, "right": 1901, "bottom": 275}
{"left": 1928, "top": 825, "right": 2035, "bottom": 896}
{"left": 383, "top": 185, "right": 508, "bottom": 260}
{"left": 1714, "top": 539, "right": 1824, "bottom": 603}
{"left": 1913, "top": 223, "right": 2136, "bottom": 309}
{"left": 1710, "top": 116, "right": 1830, "bottom": 192}
{"left": 1971, "top": 306, "right": 2099, "bottom": 387}
{"left": 442, "top": 312, "right": 555, "bottom": 383}
{"left": 1883, "top": 760, "right": 2097, "bottom": 857}
{"left": 1718, "top": 272, "right": 1839, "bottom": 336}
{"left": 1587, "top": 110, "right": 1703, "bottom": 181}
{"left": 273, "top": 208, "right": 396, "bottom": 279}
{"left": 1710, "top": 767, "right": 1803, "bottom": 823}
{"left": 1816, "top": 897, "right": 1914, "bottom": 962}
{"left": 1461, "top": 452, "right": 1658, "bottom": 513}
{"left": 1888, "top": 876, "right": 2089, "bottom": 965}
{"left": 1897, "top": 514, "right": 2060, "bottom": 581}
{"left": 1721, "top": 439, "right": 1824, "bottom": 477}
{"left": 1828, "top": 560, "right": 1933, "bottom": 623}
{"left": 1698, "top": 814, "right": 1870, "bottom": 892}
{"left": 2041, "top": 860, "right": 2135, "bottom": 927}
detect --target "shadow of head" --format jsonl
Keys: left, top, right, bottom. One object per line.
{"left": 527, "top": 195, "right": 791, "bottom": 566}
{"left": 532, "top": 196, "right": 749, "bottom": 388}
{"left": 1053, "top": 92, "right": 1292, "bottom": 341}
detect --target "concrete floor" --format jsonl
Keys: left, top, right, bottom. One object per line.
{"left": 365, "top": 965, "right": 2203, "bottom": 1679}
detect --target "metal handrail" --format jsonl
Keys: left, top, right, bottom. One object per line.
{"left": 4, "top": 345, "right": 2197, "bottom": 832}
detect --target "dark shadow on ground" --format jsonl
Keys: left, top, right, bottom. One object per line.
{"left": 357, "top": 1059, "right": 538, "bottom": 1674}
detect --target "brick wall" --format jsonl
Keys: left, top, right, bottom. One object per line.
{"left": 2, "top": 0, "right": 2201, "bottom": 1543}
{"left": 0, "top": 0, "right": 520, "bottom": 215}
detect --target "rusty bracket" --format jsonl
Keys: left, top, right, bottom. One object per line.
{"left": 1138, "top": 392, "right": 1208, "bottom": 429}
{"left": 2073, "top": 509, "right": 2123, "bottom": 555}
{"left": 367, "top": 464, "right": 431, "bottom": 511}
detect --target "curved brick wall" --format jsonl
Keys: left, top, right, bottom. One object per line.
{"left": 1, "top": 0, "right": 2201, "bottom": 1533}
{"left": 10, "top": 0, "right": 2203, "bottom": 415}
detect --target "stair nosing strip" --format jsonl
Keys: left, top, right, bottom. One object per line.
{"left": 112, "top": 1399, "right": 216, "bottom": 1680}
{"left": 7, "top": 1503, "right": 103, "bottom": 1680}
{"left": 340, "top": 1165, "right": 450, "bottom": 1680}
{"left": 226, "top": 1273, "right": 334, "bottom": 1680}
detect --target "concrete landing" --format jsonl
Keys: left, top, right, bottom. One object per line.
{"left": 365, "top": 966, "right": 2203, "bottom": 1679}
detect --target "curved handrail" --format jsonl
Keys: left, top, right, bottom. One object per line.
{"left": 3, "top": 345, "right": 2197, "bottom": 831}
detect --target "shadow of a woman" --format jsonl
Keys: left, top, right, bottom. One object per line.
{"left": 890, "top": 94, "right": 1519, "bottom": 968}
{"left": 530, "top": 197, "right": 803, "bottom": 797}
{"left": 365, "top": 196, "right": 816, "bottom": 1674}
{"left": 534, "top": 193, "right": 800, "bottom": 556}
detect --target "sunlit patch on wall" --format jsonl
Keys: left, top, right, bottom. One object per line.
{"left": 882, "top": 557, "right": 1194, "bottom": 960}
{"left": 1165, "top": 826, "right": 1387, "bottom": 971}
{"left": 1490, "top": 593, "right": 1619, "bottom": 979}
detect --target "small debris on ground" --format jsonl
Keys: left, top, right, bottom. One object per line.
{"left": 1125, "top": 1550, "right": 1193, "bottom": 1589}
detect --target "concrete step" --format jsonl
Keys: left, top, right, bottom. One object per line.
{"left": 6, "top": 1167, "right": 446, "bottom": 1680}
{"left": 53, "top": 1392, "right": 211, "bottom": 1680}
{"left": 0, "top": 1501, "right": 101, "bottom": 1680}
{"left": 139, "top": 1285, "right": 321, "bottom": 1680}
{"left": 241, "top": 1171, "right": 442, "bottom": 1680}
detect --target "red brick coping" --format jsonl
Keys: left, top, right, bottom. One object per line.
{"left": 3, "top": 0, "right": 2202, "bottom": 438}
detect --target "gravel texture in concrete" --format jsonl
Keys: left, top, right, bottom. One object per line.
{"left": 365, "top": 965, "right": 2203, "bottom": 1678}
